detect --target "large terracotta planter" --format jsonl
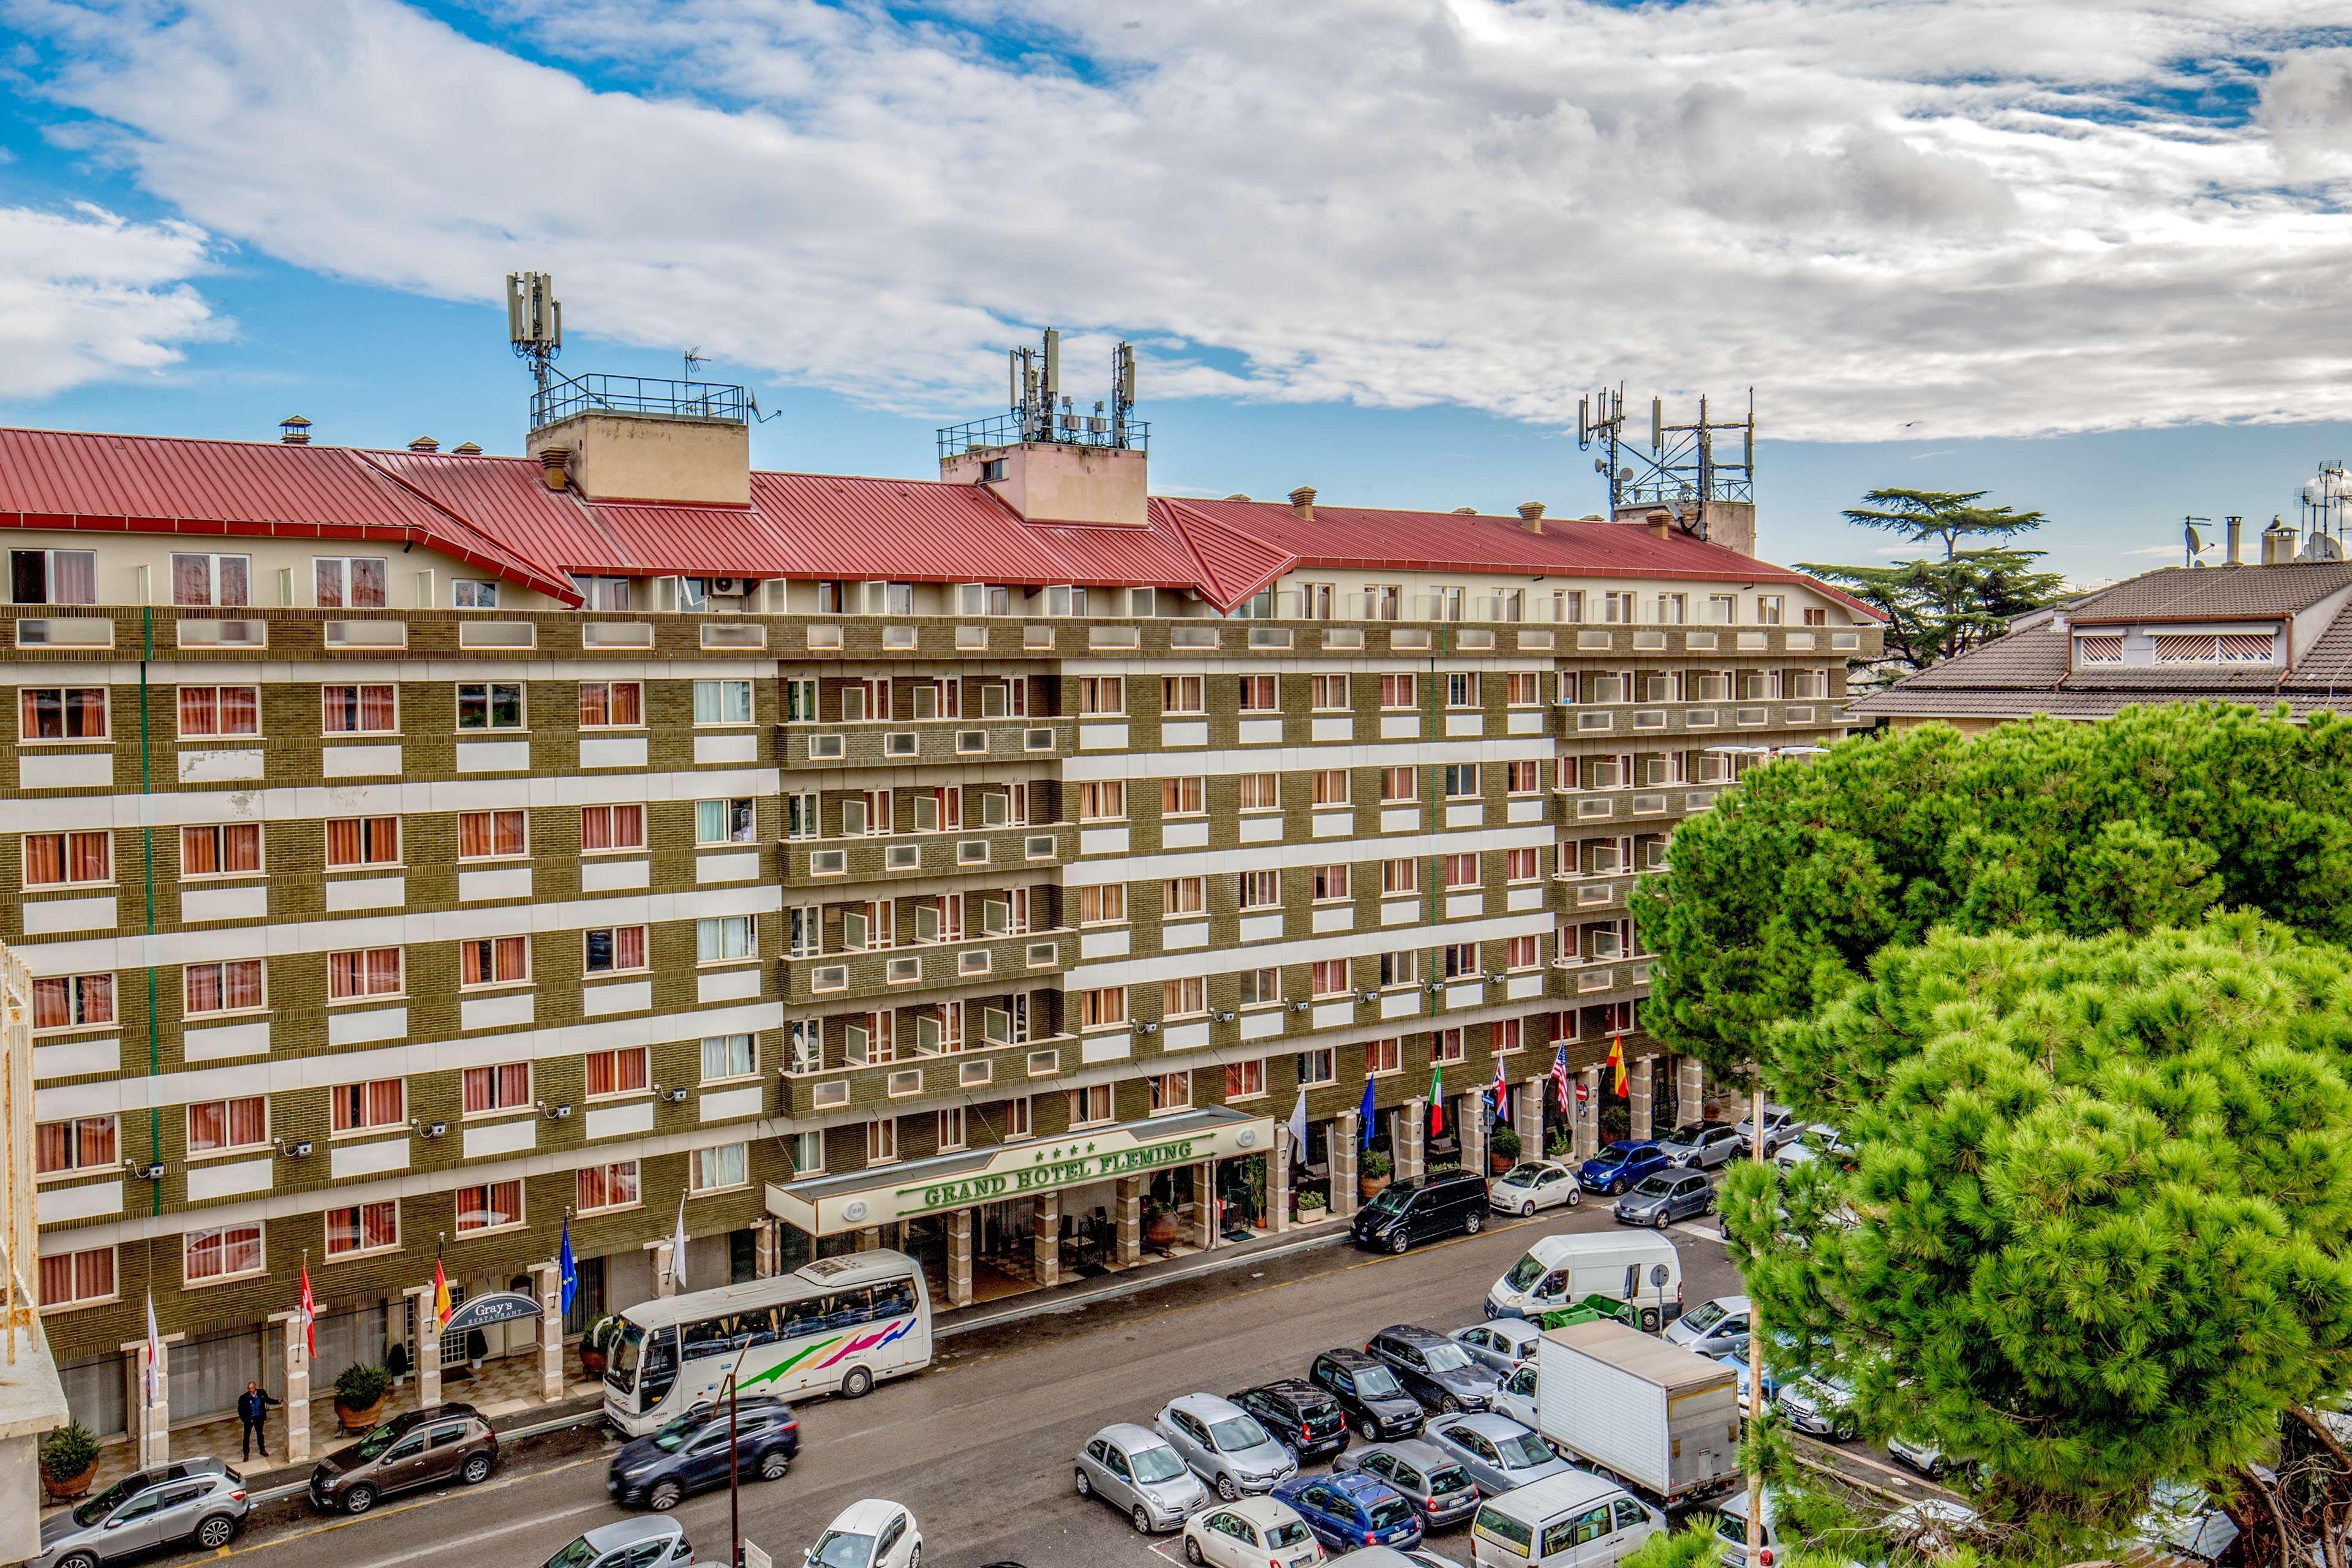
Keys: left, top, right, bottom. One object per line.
{"left": 1144, "top": 1210, "right": 1182, "bottom": 1251}
{"left": 1490, "top": 1151, "right": 1515, "bottom": 1176}
{"left": 42, "top": 1462, "right": 96, "bottom": 1501}
{"left": 334, "top": 1397, "right": 385, "bottom": 1433}
{"left": 580, "top": 1348, "right": 608, "bottom": 1379}
{"left": 1359, "top": 1172, "right": 1392, "bottom": 1202}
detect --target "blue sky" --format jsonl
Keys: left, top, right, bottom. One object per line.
{"left": 7, "top": 0, "right": 2352, "bottom": 584}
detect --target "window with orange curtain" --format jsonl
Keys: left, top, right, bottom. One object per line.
{"left": 580, "top": 804, "right": 644, "bottom": 851}
{"left": 23, "top": 831, "right": 109, "bottom": 886}
{"left": 330, "top": 1079, "right": 404, "bottom": 1131}
{"left": 459, "top": 936, "right": 528, "bottom": 987}
{"left": 455, "top": 1180, "right": 523, "bottom": 1233}
{"left": 180, "top": 823, "right": 262, "bottom": 876}
{"left": 457, "top": 810, "right": 527, "bottom": 859}
{"left": 585, "top": 1046, "right": 649, "bottom": 1098}
{"left": 39, "top": 1245, "right": 114, "bottom": 1308}
{"left": 328, "top": 948, "right": 402, "bottom": 1000}
{"left": 325, "top": 1201, "right": 399, "bottom": 1256}
{"left": 583, "top": 925, "right": 647, "bottom": 974}
{"left": 18, "top": 687, "right": 108, "bottom": 740}
{"left": 184, "top": 1223, "right": 263, "bottom": 1281}
{"left": 576, "top": 1161, "right": 640, "bottom": 1213}
{"left": 324, "top": 816, "right": 399, "bottom": 867}
{"left": 177, "top": 685, "right": 260, "bottom": 737}
{"left": 32, "top": 974, "right": 112, "bottom": 1029}
{"left": 462, "top": 1062, "right": 532, "bottom": 1114}
{"left": 35, "top": 1115, "right": 116, "bottom": 1174}
{"left": 187, "top": 1096, "right": 266, "bottom": 1153}
{"left": 321, "top": 684, "right": 398, "bottom": 734}
{"left": 184, "top": 959, "right": 264, "bottom": 1015}
{"left": 578, "top": 682, "right": 643, "bottom": 727}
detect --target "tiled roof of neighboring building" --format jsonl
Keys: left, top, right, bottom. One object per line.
{"left": 0, "top": 426, "right": 1872, "bottom": 616}
{"left": 2067, "top": 560, "right": 2352, "bottom": 620}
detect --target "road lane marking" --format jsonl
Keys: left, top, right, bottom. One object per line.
{"left": 1673, "top": 1223, "right": 1727, "bottom": 1243}
{"left": 222, "top": 1456, "right": 609, "bottom": 1564}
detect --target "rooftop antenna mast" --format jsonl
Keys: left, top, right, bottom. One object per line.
{"left": 505, "top": 271, "right": 563, "bottom": 400}
{"left": 2301, "top": 462, "right": 2351, "bottom": 559}
{"left": 1577, "top": 386, "right": 1756, "bottom": 541}
{"left": 1111, "top": 341, "right": 1137, "bottom": 448}
{"left": 1008, "top": 328, "right": 1062, "bottom": 444}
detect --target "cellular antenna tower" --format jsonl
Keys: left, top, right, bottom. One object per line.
{"left": 1577, "top": 387, "right": 1757, "bottom": 552}
{"left": 505, "top": 271, "right": 563, "bottom": 399}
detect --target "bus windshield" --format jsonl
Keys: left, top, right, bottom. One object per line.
{"left": 608, "top": 1322, "right": 647, "bottom": 1392}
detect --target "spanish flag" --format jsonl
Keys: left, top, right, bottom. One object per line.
{"left": 1607, "top": 1035, "right": 1628, "bottom": 1097}
{"left": 432, "top": 1252, "right": 454, "bottom": 1330}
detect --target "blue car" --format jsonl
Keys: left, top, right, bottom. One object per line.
{"left": 1578, "top": 1140, "right": 1670, "bottom": 1196}
{"left": 1273, "top": 1472, "right": 1425, "bottom": 1553}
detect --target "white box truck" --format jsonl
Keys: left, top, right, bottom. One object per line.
{"left": 1535, "top": 1319, "right": 1741, "bottom": 1506}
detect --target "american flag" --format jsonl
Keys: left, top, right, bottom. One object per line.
{"left": 1550, "top": 1042, "right": 1572, "bottom": 1114}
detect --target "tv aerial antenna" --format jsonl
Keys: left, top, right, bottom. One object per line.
{"left": 504, "top": 271, "right": 562, "bottom": 399}
{"left": 1576, "top": 386, "right": 1756, "bottom": 541}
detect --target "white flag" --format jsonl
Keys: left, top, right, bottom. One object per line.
{"left": 144, "top": 1291, "right": 161, "bottom": 1406}
{"left": 669, "top": 1195, "right": 690, "bottom": 1292}
{"left": 1287, "top": 1090, "right": 1309, "bottom": 1163}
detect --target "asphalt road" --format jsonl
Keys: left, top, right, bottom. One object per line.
{"left": 193, "top": 1194, "right": 1936, "bottom": 1568}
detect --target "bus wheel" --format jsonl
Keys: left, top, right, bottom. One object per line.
{"left": 840, "top": 1365, "right": 875, "bottom": 1399}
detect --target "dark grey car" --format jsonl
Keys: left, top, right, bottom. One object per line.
{"left": 1656, "top": 1121, "right": 1743, "bottom": 1170}
{"left": 1332, "top": 1439, "right": 1482, "bottom": 1531}
{"left": 1076, "top": 1421, "right": 1209, "bottom": 1532}
{"left": 1419, "top": 1413, "right": 1575, "bottom": 1496}
{"left": 1365, "top": 1325, "right": 1498, "bottom": 1414}
{"left": 1614, "top": 1170, "right": 1714, "bottom": 1229}
{"left": 34, "top": 1459, "right": 248, "bottom": 1568}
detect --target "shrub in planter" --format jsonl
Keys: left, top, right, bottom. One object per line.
{"left": 1491, "top": 1126, "right": 1523, "bottom": 1173}
{"left": 1359, "top": 1149, "right": 1393, "bottom": 1200}
{"left": 580, "top": 1315, "right": 618, "bottom": 1376}
{"left": 333, "top": 1362, "right": 391, "bottom": 1430}
{"left": 40, "top": 1423, "right": 99, "bottom": 1498}
{"left": 1298, "top": 1189, "right": 1329, "bottom": 1212}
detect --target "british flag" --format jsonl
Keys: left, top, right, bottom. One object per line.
{"left": 1550, "top": 1042, "right": 1572, "bottom": 1114}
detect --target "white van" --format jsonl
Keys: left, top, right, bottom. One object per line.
{"left": 1483, "top": 1231, "right": 1683, "bottom": 1328}
{"left": 1470, "top": 1468, "right": 1662, "bottom": 1568}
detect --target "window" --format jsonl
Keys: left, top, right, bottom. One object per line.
{"left": 1380, "top": 766, "right": 1417, "bottom": 803}
{"left": 1079, "top": 883, "right": 1127, "bottom": 925}
{"left": 1310, "top": 769, "right": 1351, "bottom": 807}
{"left": 1506, "top": 672, "right": 1540, "bottom": 706}
{"left": 10, "top": 548, "right": 96, "bottom": 606}
{"left": 1602, "top": 591, "right": 1636, "bottom": 624}
{"left": 1068, "top": 1084, "right": 1115, "bottom": 1127}
{"left": 1240, "top": 967, "right": 1282, "bottom": 1006}
{"left": 581, "top": 804, "right": 646, "bottom": 852}
{"left": 1444, "top": 941, "right": 1480, "bottom": 978}
{"left": 699, "top": 915, "right": 757, "bottom": 963}
{"left": 783, "top": 679, "right": 819, "bottom": 723}
{"left": 1239, "top": 869, "right": 1282, "bottom": 910}
{"left": 1508, "top": 934, "right": 1541, "bottom": 970}
{"left": 325, "top": 1201, "right": 399, "bottom": 1257}
{"left": 584, "top": 925, "right": 648, "bottom": 975}
{"left": 328, "top": 948, "right": 403, "bottom": 1000}
{"left": 685, "top": 679, "right": 755, "bottom": 727}
{"left": 1380, "top": 949, "right": 1421, "bottom": 987}
{"left": 183, "top": 959, "right": 263, "bottom": 1016}
{"left": 1161, "top": 675, "right": 1204, "bottom": 714}
{"left": 1495, "top": 1018, "right": 1525, "bottom": 1055}
{"left": 1379, "top": 673, "right": 1415, "bottom": 709}
{"left": 314, "top": 557, "right": 388, "bottom": 608}
{"left": 1079, "top": 677, "right": 1125, "bottom": 715}
{"left": 176, "top": 686, "right": 258, "bottom": 737}
{"left": 1163, "top": 976, "right": 1207, "bottom": 1017}
{"left": 587, "top": 1046, "right": 651, "bottom": 1098}
{"left": 692, "top": 1144, "right": 748, "bottom": 1193}
{"left": 458, "top": 809, "right": 527, "bottom": 859}
{"left": 32, "top": 973, "right": 113, "bottom": 1030}
{"left": 1238, "top": 773, "right": 1281, "bottom": 811}
{"left": 1507, "top": 760, "right": 1542, "bottom": 794}
{"left": 1161, "top": 776, "right": 1205, "bottom": 816}
{"left": 571, "top": 576, "right": 633, "bottom": 612}
{"left": 184, "top": 1222, "right": 264, "bottom": 1283}
{"left": 1656, "top": 594, "right": 1687, "bottom": 625}
{"left": 1003, "top": 1096, "right": 1033, "bottom": 1140}
{"left": 462, "top": 1063, "right": 532, "bottom": 1115}
{"left": 1078, "top": 780, "right": 1126, "bottom": 820}
{"left": 867, "top": 1118, "right": 900, "bottom": 1164}
{"left": 1443, "top": 853, "right": 1480, "bottom": 889}
{"left": 1297, "top": 1047, "right": 1335, "bottom": 1086}
{"left": 1310, "top": 674, "right": 1350, "bottom": 710}
{"left": 325, "top": 816, "right": 400, "bottom": 868}
{"left": 179, "top": 823, "right": 262, "bottom": 877}
{"left": 36, "top": 1114, "right": 116, "bottom": 1175}
{"left": 1381, "top": 858, "right": 1417, "bottom": 895}
{"left": 329, "top": 1079, "right": 405, "bottom": 1134}
{"left": 1365, "top": 1038, "right": 1401, "bottom": 1075}
{"left": 186, "top": 1096, "right": 266, "bottom": 1155}
{"left": 1149, "top": 1071, "right": 1191, "bottom": 1113}
{"left": 456, "top": 682, "right": 524, "bottom": 730}
{"left": 1757, "top": 595, "right": 1785, "bottom": 625}
{"left": 459, "top": 935, "right": 529, "bottom": 987}
{"left": 323, "top": 684, "right": 398, "bottom": 734}
{"left": 1164, "top": 875, "right": 1206, "bottom": 916}
{"left": 24, "top": 831, "right": 110, "bottom": 887}
{"left": 1506, "top": 846, "right": 1540, "bottom": 883}
{"left": 172, "top": 552, "right": 249, "bottom": 608}
{"left": 1238, "top": 675, "right": 1278, "bottom": 711}
{"left": 1436, "top": 1030, "right": 1466, "bottom": 1065}
{"left": 1311, "top": 958, "right": 1349, "bottom": 996}
{"left": 1444, "top": 763, "right": 1480, "bottom": 798}
{"left": 1447, "top": 671, "right": 1480, "bottom": 708}
{"left": 1707, "top": 594, "right": 1737, "bottom": 624}
{"left": 696, "top": 799, "right": 756, "bottom": 845}
{"left": 577, "top": 1161, "right": 641, "bottom": 1213}
{"left": 1312, "top": 863, "right": 1351, "bottom": 902}
{"left": 579, "top": 682, "right": 643, "bottom": 727}
{"left": 455, "top": 1179, "right": 524, "bottom": 1234}
{"left": 39, "top": 1245, "right": 115, "bottom": 1308}
{"left": 18, "top": 687, "right": 107, "bottom": 741}
{"left": 930, "top": 1106, "right": 968, "bottom": 1152}
{"left": 701, "top": 1034, "right": 756, "bottom": 1081}
{"left": 452, "top": 579, "right": 498, "bottom": 609}
{"left": 1080, "top": 986, "right": 1128, "bottom": 1028}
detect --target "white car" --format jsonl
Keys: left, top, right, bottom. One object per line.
{"left": 1182, "top": 1494, "right": 1324, "bottom": 1568}
{"left": 806, "top": 1499, "right": 920, "bottom": 1568}
{"left": 1449, "top": 1319, "right": 1542, "bottom": 1378}
{"left": 1488, "top": 1160, "right": 1582, "bottom": 1217}
{"left": 1493, "top": 1362, "right": 1538, "bottom": 1430}
{"left": 1733, "top": 1104, "right": 1800, "bottom": 1154}
{"left": 1886, "top": 1434, "right": 1948, "bottom": 1478}
{"left": 2136, "top": 1481, "right": 2239, "bottom": 1562}
{"left": 1885, "top": 1498, "right": 1982, "bottom": 1554}
{"left": 1773, "top": 1125, "right": 1855, "bottom": 1169}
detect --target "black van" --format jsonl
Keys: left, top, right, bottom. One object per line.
{"left": 1350, "top": 1170, "right": 1491, "bottom": 1254}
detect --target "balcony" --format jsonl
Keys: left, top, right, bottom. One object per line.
{"left": 780, "top": 927, "right": 1074, "bottom": 1006}
{"left": 780, "top": 717, "right": 1073, "bottom": 769}
{"left": 777, "top": 1031, "right": 1079, "bottom": 1115}
{"left": 781, "top": 823, "right": 1071, "bottom": 886}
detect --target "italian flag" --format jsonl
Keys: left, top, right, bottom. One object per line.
{"left": 1430, "top": 1065, "right": 1446, "bottom": 1135}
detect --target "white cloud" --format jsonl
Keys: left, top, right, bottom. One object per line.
{"left": 0, "top": 202, "right": 225, "bottom": 398}
{"left": 8, "top": 0, "right": 2352, "bottom": 439}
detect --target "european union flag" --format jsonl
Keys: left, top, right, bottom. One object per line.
{"left": 1359, "top": 1069, "right": 1377, "bottom": 1148}
{"left": 558, "top": 1216, "right": 579, "bottom": 1316}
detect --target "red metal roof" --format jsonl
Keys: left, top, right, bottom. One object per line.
{"left": 0, "top": 426, "right": 1874, "bottom": 617}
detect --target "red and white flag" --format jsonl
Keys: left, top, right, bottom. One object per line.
{"left": 298, "top": 1262, "right": 317, "bottom": 1357}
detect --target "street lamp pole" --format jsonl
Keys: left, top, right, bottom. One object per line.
{"left": 725, "top": 1338, "right": 753, "bottom": 1568}
{"left": 1746, "top": 1068, "right": 1765, "bottom": 1567}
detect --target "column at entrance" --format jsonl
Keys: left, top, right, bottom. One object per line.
{"left": 1332, "top": 1110, "right": 1360, "bottom": 1219}
{"left": 1516, "top": 1076, "right": 1545, "bottom": 1160}
{"left": 1677, "top": 1055, "right": 1705, "bottom": 1127}
{"left": 268, "top": 1312, "right": 311, "bottom": 1463}
{"left": 1193, "top": 1163, "right": 1217, "bottom": 1250}
{"left": 119, "top": 1331, "right": 175, "bottom": 1468}
{"left": 755, "top": 1219, "right": 781, "bottom": 1280}
{"left": 1630, "top": 1057, "right": 1656, "bottom": 1142}
{"left": 1270, "top": 1129, "right": 1293, "bottom": 1234}
{"left": 947, "top": 1211, "right": 974, "bottom": 1308}
{"left": 403, "top": 1285, "right": 443, "bottom": 1408}
{"left": 1115, "top": 1178, "right": 1144, "bottom": 1267}
{"left": 1033, "top": 1193, "right": 1062, "bottom": 1287}
{"left": 1575, "top": 1068, "right": 1602, "bottom": 1161}
{"left": 529, "top": 1261, "right": 564, "bottom": 1401}
{"left": 1463, "top": 1099, "right": 1487, "bottom": 1177}
{"left": 1398, "top": 1101, "right": 1426, "bottom": 1182}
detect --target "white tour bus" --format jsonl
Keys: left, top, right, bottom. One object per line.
{"left": 603, "top": 1250, "right": 933, "bottom": 1436}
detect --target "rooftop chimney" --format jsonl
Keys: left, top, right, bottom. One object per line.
{"left": 279, "top": 415, "right": 311, "bottom": 446}
{"left": 1452, "top": 506, "right": 1477, "bottom": 515}
{"left": 1225, "top": 494, "right": 1252, "bottom": 502}
{"left": 1645, "top": 509, "right": 1673, "bottom": 540}
{"left": 452, "top": 442, "right": 483, "bottom": 456}
{"left": 2225, "top": 514, "right": 2244, "bottom": 566}
{"left": 2263, "top": 516, "right": 2297, "bottom": 565}
{"left": 1517, "top": 502, "right": 1545, "bottom": 534}
{"left": 408, "top": 435, "right": 440, "bottom": 453}
{"left": 1289, "top": 486, "right": 1316, "bottom": 521}
{"left": 539, "top": 446, "right": 572, "bottom": 493}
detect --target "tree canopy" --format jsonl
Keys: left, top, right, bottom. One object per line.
{"left": 1635, "top": 705, "right": 2352, "bottom": 1095}
{"left": 1722, "top": 916, "right": 2352, "bottom": 1562}
{"left": 1798, "top": 550, "right": 2067, "bottom": 675}
{"left": 1838, "top": 488, "right": 2049, "bottom": 560}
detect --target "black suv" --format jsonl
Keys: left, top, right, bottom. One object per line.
{"left": 1307, "top": 1348, "right": 1426, "bottom": 1441}
{"left": 1229, "top": 1380, "right": 1351, "bottom": 1463}
{"left": 1349, "top": 1170, "right": 1490, "bottom": 1254}
{"left": 1363, "top": 1324, "right": 1498, "bottom": 1413}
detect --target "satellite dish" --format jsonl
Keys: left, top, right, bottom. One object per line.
{"left": 2184, "top": 522, "right": 2202, "bottom": 556}
{"left": 1618, "top": 467, "right": 1634, "bottom": 483}
{"left": 2303, "top": 533, "right": 2344, "bottom": 562}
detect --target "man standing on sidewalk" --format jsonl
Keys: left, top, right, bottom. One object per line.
{"left": 237, "top": 1381, "right": 281, "bottom": 1462}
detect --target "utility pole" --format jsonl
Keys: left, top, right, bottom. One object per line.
{"left": 1746, "top": 1067, "right": 1765, "bottom": 1566}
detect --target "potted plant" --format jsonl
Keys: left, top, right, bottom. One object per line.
{"left": 1298, "top": 1189, "right": 1329, "bottom": 1216}
{"left": 579, "top": 1316, "right": 617, "bottom": 1379}
{"left": 333, "top": 1362, "right": 391, "bottom": 1431}
{"left": 1491, "top": 1125, "right": 1523, "bottom": 1175}
{"left": 40, "top": 1422, "right": 99, "bottom": 1500}
{"left": 1546, "top": 1131, "right": 1576, "bottom": 1161}
{"left": 1359, "top": 1149, "right": 1393, "bottom": 1202}
{"left": 1142, "top": 1198, "right": 1182, "bottom": 1253}
{"left": 386, "top": 1341, "right": 410, "bottom": 1389}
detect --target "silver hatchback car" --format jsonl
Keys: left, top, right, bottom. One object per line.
{"left": 1076, "top": 1421, "right": 1209, "bottom": 1532}
{"left": 1155, "top": 1392, "right": 1298, "bottom": 1501}
{"left": 36, "top": 1458, "right": 249, "bottom": 1568}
